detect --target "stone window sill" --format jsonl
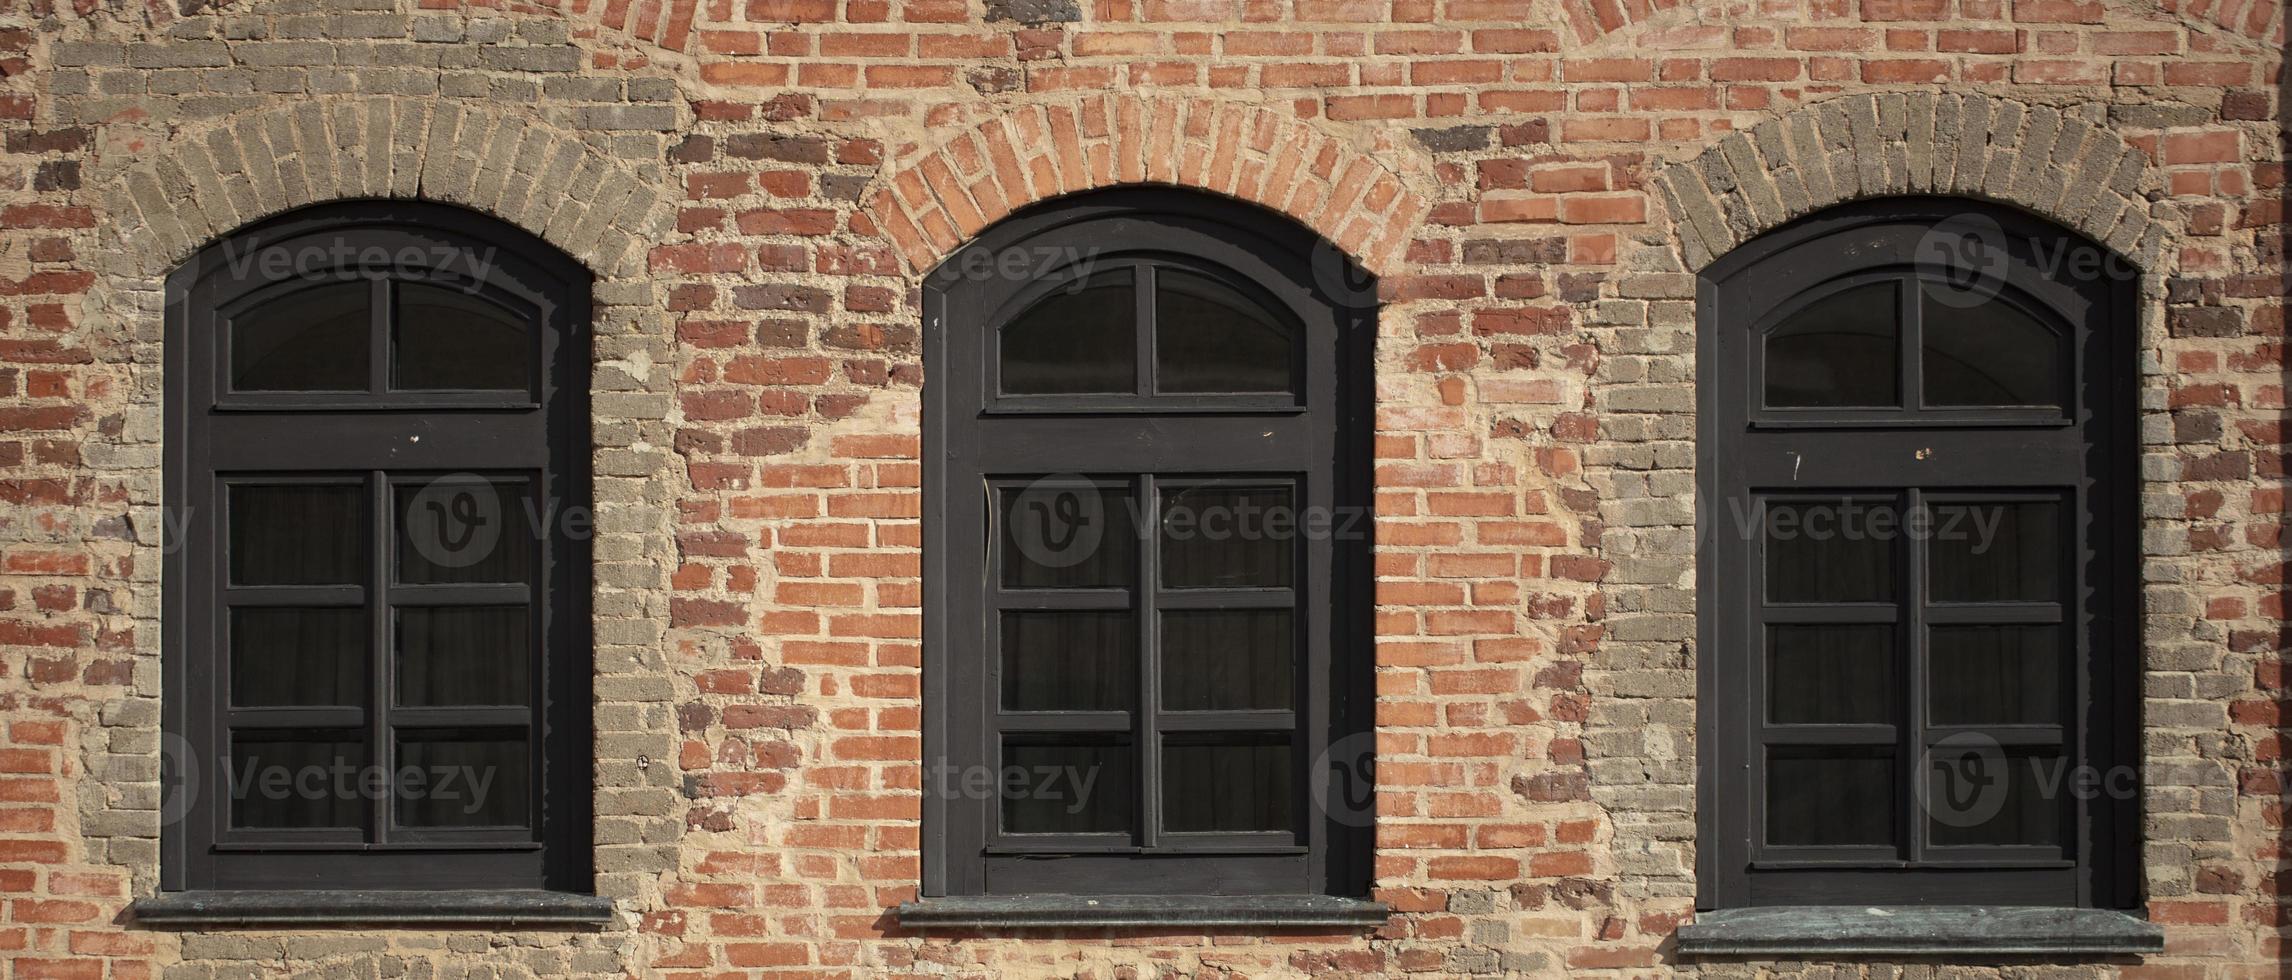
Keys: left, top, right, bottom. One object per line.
{"left": 1675, "top": 906, "right": 2163, "bottom": 958}
{"left": 895, "top": 894, "right": 1389, "bottom": 930}
{"left": 128, "top": 890, "right": 615, "bottom": 928}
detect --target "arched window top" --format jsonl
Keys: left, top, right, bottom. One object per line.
{"left": 933, "top": 188, "right": 1362, "bottom": 414}
{"left": 175, "top": 200, "right": 588, "bottom": 412}
{"left": 1710, "top": 198, "right": 2110, "bottom": 428}
{"left": 993, "top": 257, "right": 1303, "bottom": 400}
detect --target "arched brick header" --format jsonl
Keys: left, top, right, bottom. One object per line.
{"left": 99, "top": 96, "right": 674, "bottom": 280}
{"left": 429, "top": 0, "right": 703, "bottom": 54}
{"left": 861, "top": 95, "right": 1433, "bottom": 278}
{"left": 1654, "top": 93, "right": 2168, "bottom": 271}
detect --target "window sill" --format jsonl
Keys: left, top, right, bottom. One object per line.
{"left": 895, "top": 894, "right": 1389, "bottom": 930}
{"left": 1675, "top": 906, "right": 2163, "bottom": 958}
{"left": 128, "top": 890, "right": 615, "bottom": 928}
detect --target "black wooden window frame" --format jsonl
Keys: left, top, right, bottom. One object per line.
{"left": 1696, "top": 198, "right": 2141, "bottom": 910}
{"left": 162, "top": 201, "right": 593, "bottom": 892}
{"left": 922, "top": 189, "right": 1376, "bottom": 899}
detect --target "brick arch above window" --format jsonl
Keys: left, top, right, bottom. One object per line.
{"left": 1654, "top": 93, "right": 2172, "bottom": 272}
{"left": 860, "top": 95, "right": 1435, "bottom": 278}
{"left": 96, "top": 96, "right": 676, "bottom": 281}
{"left": 1562, "top": 0, "right": 2279, "bottom": 55}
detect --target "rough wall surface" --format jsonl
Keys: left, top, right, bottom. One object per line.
{"left": 0, "top": 0, "right": 2280, "bottom": 976}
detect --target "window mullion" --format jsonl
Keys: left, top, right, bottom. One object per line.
{"left": 1903, "top": 487, "right": 1927, "bottom": 865}
{"left": 1135, "top": 265, "right": 1157, "bottom": 398}
{"left": 1137, "top": 474, "right": 1161, "bottom": 850}
{"left": 1900, "top": 279, "right": 1923, "bottom": 413}
{"left": 369, "top": 277, "right": 391, "bottom": 395}
{"left": 368, "top": 470, "right": 391, "bottom": 846}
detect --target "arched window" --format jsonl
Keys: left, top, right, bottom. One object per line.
{"left": 162, "top": 202, "right": 591, "bottom": 894}
{"left": 1697, "top": 199, "right": 2138, "bottom": 911}
{"left": 917, "top": 190, "right": 1376, "bottom": 909}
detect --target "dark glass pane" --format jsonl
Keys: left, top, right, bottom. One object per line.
{"left": 1921, "top": 287, "right": 2063, "bottom": 408}
{"left": 230, "top": 608, "right": 364, "bottom": 708}
{"left": 1767, "top": 625, "right": 1892, "bottom": 725}
{"left": 1161, "top": 485, "right": 1295, "bottom": 589}
{"left": 397, "top": 607, "right": 532, "bottom": 707}
{"left": 1000, "top": 612, "right": 1134, "bottom": 712}
{"left": 396, "top": 477, "right": 538, "bottom": 585}
{"left": 229, "top": 484, "right": 363, "bottom": 586}
{"left": 393, "top": 282, "right": 533, "bottom": 391}
{"left": 1930, "top": 626, "right": 2061, "bottom": 725}
{"left": 1163, "top": 734, "right": 1293, "bottom": 833}
{"left": 1927, "top": 747, "right": 2065, "bottom": 847}
{"left": 394, "top": 729, "right": 530, "bottom": 828}
{"left": 1155, "top": 268, "right": 1295, "bottom": 394}
{"left": 228, "top": 730, "right": 365, "bottom": 829}
{"left": 1001, "top": 739, "right": 1132, "bottom": 834}
{"left": 1161, "top": 610, "right": 1293, "bottom": 711}
{"left": 1766, "top": 747, "right": 1893, "bottom": 846}
{"left": 999, "top": 270, "right": 1136, "bottom": 395}
{"left": 1929, "top": 501, "right": 2061, "bottom": 602}
{"left": 999, "top": 482, "right": 1136, "bottom": 589}
{"left": 1764, "top": 281, "right": 1899, "bottom": 408}
{"left": 1764, "top": 499, "right": 1896, "bottom": 603}
{"left": 229, "top": 281, "right": 370, "bottom": 392}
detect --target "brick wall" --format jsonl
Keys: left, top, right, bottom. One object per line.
{"left": 0, "top": 0, "right": 2282, "bottom": 976}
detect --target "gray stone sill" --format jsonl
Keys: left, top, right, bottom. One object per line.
{"left": 1676, "top": 906, "right": 2163, "bottom": 958}
{"left": 896, "top": 894, "right": 1389, "bottom": 930}
{"left": 129, "top": 890, "right": 615, "bottom": 928}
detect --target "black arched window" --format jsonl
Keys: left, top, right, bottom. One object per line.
{"left": 1697, "top": 199, "right": 2138, "bottom": 910}
{"left": 920, "top": 190, "right": 1375, "bottom": 903}
{"left": 163, "top": 202, "right": 590, "bottom": 893}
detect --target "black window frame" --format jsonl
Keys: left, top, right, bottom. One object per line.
{"left": 922, "top": 188, "right": 1376, "bottom": 899}
{"left": 1696, "top": 198, "right": 2141, "bottom": 910}
{"left": 162, "top": 201, "right": 593, "bottom": 893}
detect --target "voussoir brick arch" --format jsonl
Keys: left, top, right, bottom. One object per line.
{"left": 99, "top": 96, "right": 674, "bottom": 281}
{"left": 425, "top": 0, "right": 704, "bottom": 54}
{"left": 1653, "top": 93, "right": 2169, "bottom": 272}
{"left": 861, "top": 95, "right": 1433, "bottom": 278}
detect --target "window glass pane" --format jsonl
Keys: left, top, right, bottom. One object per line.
{"left": 1929, "top": 501, "right": 2061, "bottom": 602}
{"left": 397, "top": 607, "right": 531, "bottom": 707}
{"left": 396, "top": 477, "right": 538, "bottom": 585}
{"left": 1001, "top": 739, "right": 1132, "bottom": 834}
{"left": 999, "top": 483, "right": 1136, "bottom": 589}
{"left": 1000, "top": 612, "right": 1134, "bottom": 712}
{"left": 1163, "top": 734, "right": 1293, "bottom": 833}
{"left": 1921, "top": 287, "right": 2062, "bottom": 407}
{"left": 394, "top": 729, "right": 530, "bottom": 828}
{"left": 1930, "top": 626, "right": 2061, "bottom": 725}
{"left": 1768, "top": 625, "right": 1893, "bottom": 725}
{"left": 229, "top": 281, "right": 370, "bottom": 392}
{"left": 229, "top": 730, "right": 365, "bottom": 829}
{"left": 1764, "top": 499, "right": 1896, "bottom": 603}
{"left": 1766, "top": 747, "right": 1893, "bottom": 846}
{"left": 1161, "top": 610, "right": 1293, "bottom": 711}
{"left": 1161, "top": 485, "right": 1295, "bottom": 589}
{"left": 1764, "top": 281, "right": 1899, "bottom": 408}
{"left": 1927, "top": 747, "right": 2065, "bottom": 847}
{"left": 230, "top": 484, "right": 364, "bottom": 586}
{"left": 999, "top": 270, "right": 1136, "bottom": 395}
{"left": 1154, "top": 268, "right": 1296, "bottom": 394}
{"left": 393, "top": 282, "right": 533, "bottom": 392}
{"left": 230, "top": 608, "right": 364, "bottom": 708}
